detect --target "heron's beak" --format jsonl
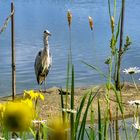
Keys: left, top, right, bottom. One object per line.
{"left": 44, "top": 30, "right": 51, "bottom": 36}
{"left": 48, "top": 32, "right": 51, "bottom": 36}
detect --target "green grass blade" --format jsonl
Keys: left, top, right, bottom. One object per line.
{"left": 114, "top": 0, "right": 116, "bottom": 18}
{"left": 29, "top": 127, "right": 36, "bottom": 139}
{"left": 103, "top": 111, "right": 109, "bottom": 140}
{"left": 75, "top": 92, "right": 88, "bottom": 140}
{"left": 90, "top": 104, "right": 95, "bottom": 140}
{"left": 70, "top": 65, "right": 75, "bottom": 140}
{"left": 98, "top": 99, "right": 102, "bottom": 140}
{"left": 112, "top": 85, "right": 123, "bottom": 114}
{"left": 81, "top": 61, "right": 106, "bottom": 78}
{"left": 115, "top": 13, "right": 121, "bottom": 43}
{"left": 77, "top": 92, "right": 92, "bottom": 140}
{"left": 66, "top": 53, "right": 70, "bottom": 108}
{"left": 77, "top": 90, "right": 99, "bottom": 140}
{"left": 41, "top": 123, "right": 48, "bottom": 140}
{"left": 3, "top": 128, "right": 9, "bottom": 140}
{"left": 60, "top": 88, "right": 65, "bottom": 122}
{"left": 108, "top": 0, "right": 112, "bottom": 20}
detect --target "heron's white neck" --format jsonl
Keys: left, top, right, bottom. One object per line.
{"left": 43, "top": 36, "right": 49, "bottom": 52}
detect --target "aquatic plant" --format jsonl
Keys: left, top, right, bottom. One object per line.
{"left": 0, "top": 0, "right": 139, "bottom": 140}
{"left": 23, "top": 90, "right": 44, "bottom": 110}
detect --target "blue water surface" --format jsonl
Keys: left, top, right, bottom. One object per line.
{"left": 0, "top": 0, "right": 140, "bottom": 96}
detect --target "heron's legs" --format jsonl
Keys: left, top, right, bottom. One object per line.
{"left": 44, "top": 79, "right": 46, "bottom": 92}
{"left": 39, "top": 84, "right": 42, "bottom": 93}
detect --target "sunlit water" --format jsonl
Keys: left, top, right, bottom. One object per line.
{"left": 0, "top": 0, "right": 140, "bottom": 96}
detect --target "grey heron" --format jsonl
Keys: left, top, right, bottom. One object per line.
{"left": 34, "top": 30, "right": 52, "bottom": 86}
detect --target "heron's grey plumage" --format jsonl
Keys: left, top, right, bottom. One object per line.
{"left": 34, "top": 30, "right": 52, "bottom": 85}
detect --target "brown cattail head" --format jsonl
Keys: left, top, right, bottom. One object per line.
{"left": 67, "top": 10, "right": 72, "bottom": 27}
{"left": 88, "top": 16, "right": 93, "bottom": 30}
{"left": 111, "top": 16, "right": 115, "bottom": 33}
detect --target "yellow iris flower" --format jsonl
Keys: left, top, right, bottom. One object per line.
{"left": 24, "top": 90, "right": 44, "bottom": 101}
{"left": 2, "top": 101, "right": 34, "bottom": 131}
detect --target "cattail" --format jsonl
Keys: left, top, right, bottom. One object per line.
{"left": 88, "top": 16, "right": 93, "bottom": 30}
{"left": 111, "top": 16, "right": 115, "bottom": 33}
{"left": 67, "top": 10, "right": 72, "bottom": 27}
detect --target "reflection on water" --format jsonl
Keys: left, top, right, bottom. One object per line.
{"left": 0, "top": 0, "right": 140, "bottom": 96}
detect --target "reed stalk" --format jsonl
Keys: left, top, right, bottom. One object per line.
{"left": 98, "top": 99, "right": 102, "bottom": 140}
{"left": 115, "top": 0, "right": 125, "bottom": 90}
{"left": 66, "top": 10, "right": 72, "bottom": 109}
{"left": 70, "top": 65, "right": 75, "bottom": 140}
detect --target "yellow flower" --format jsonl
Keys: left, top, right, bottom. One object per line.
{"left": 0, "top": 103, "right": 5, "bottom": 119}
{"left": 21, "top": 99, "right": 34, "bottom": 109}
{"left": 39, "top": 93, "right": 44, "bottom": 101}
{"left": 3, "top": 101, "right": 34, "bottom": 131}
{"left": 88, "top": 16, "right": 93, "bottom": 30}
{"left": 48, "top": 117, "right": 69, "bottom": 140}
{"left": 67, "top": 10, "right": 72, "bottom": 27}
{"left": 24, "top": 90, "right": 44, "bottom": 101}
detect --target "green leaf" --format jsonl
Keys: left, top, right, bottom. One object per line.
{"left": 110, "top": 35, "right": 116, "bottom": 55}
{"left": 77, "top": 90, "right": 99, "bottom": 140}
{"left": 29, "top": 127, "right": 36, "bottom": 139}
{"left": 115, "top": 13, "right": 121, "bottom": 43}
{"left": 70, "top": 65, "right": 75, "bottom": 140}
{"left": 122, "top": 36, "right": 132, "bottom": 54}
{"left": 60, "top": 88, "right": 65, "bottom": 122}
{"left": 105, "top": 57, "right": 111, "bottom": 65}
{"left": 75, "top": 92, "right": 88, "bottom": 140}
{"left": 81, "top": 61, "right": 106, "bottom": 78}
{"left": 98, "top": 99, "right": 102, "bottom": 140}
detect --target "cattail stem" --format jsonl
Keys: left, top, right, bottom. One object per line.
{"left": 115, "top": 0, "right": 125, "bottom": 90}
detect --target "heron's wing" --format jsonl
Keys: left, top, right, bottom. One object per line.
{"left": 34, "top": 50, "right": 44, "bottom": 82}
{"left": 43, "top": 52, "right": 52, "bottom": 77}
{"left": 48, "top": 52, "right": 52, "bottom": 69}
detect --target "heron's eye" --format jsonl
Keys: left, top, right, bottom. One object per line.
{"left": 44, "top": 30, "right": 46, "bottom": 33}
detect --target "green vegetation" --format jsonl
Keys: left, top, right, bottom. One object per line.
{"left": 0, "top": 0, "right": 140, "bottom": 140}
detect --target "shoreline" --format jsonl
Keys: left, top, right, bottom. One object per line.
{"left": 0, "top": 83, "right": 139, "bottom": 121}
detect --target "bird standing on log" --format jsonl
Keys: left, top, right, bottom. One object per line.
{"left": 34, "top": 30, "right": 52, "bottom": 86}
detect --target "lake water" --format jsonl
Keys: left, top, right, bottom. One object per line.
{"left": 0, "top": 0, "right": 140, "bottom": 96}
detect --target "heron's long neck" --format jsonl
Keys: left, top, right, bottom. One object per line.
{"left": 43, "top": 36, "right": 49, "bottom": 53}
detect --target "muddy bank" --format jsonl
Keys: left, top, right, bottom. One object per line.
{"left": 0, "top": 83, "right": 139, "bottom": 121}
